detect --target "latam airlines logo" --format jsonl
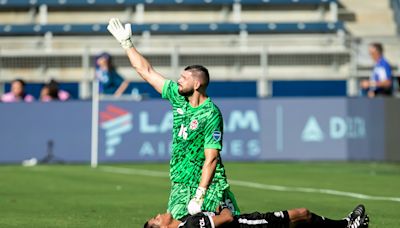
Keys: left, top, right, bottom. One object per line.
{"left": 100, "top": 105, "right": 133, "bottom": 157}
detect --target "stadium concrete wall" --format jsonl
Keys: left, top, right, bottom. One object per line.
{"left": 0, "top": 98, "right": 399, "bottom": 163}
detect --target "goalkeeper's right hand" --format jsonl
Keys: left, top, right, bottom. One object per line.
{"left": 107, "top": 18, "right": 134, "bottom": 50}
{"left": 187, "top": 187, "right": 206, "bottom": 215}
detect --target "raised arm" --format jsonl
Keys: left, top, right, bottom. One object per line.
{"left": 107, "top": 18, "right": 166, "bottom": 94}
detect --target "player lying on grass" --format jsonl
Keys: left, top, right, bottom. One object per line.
{"left": 144, "top": 204, "right": 369, "bottom": 228}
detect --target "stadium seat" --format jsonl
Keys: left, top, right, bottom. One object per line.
{"left": 0, "top": 22, "right": 344, "bottom": 35}
{"left": 0, "top": 0, "right": 338, "bottom": 8}
{"left": 0, "top": 0, "right": 348, "bottom": 98}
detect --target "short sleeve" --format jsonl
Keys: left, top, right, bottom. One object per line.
{"left": 375, "top": 59, "right": 392, "bottom": 81}
{"left": 204, "top": 110, "right": 223, "bottom": 150}
{"left": 113, "top": 72, "right": 124, "bottom": 86}
{"left": 162, "top": 80, "right": 183, "bottom": 105}
{"left": 383, "top": 62, "right": 392, "bottom": 80}
{"left": 376, "top": 67, "right": 388, "bottom": 81}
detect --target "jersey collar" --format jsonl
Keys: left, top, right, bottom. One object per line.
{"left": 188, "top": 97, "right": 210, "bottom": 110}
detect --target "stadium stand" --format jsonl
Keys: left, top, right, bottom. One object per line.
{"left": 0, "top": 0, "right": 397, "bottom": 97}
{"left": 0, "top": 22, "right": 343, "bottom": 36}
{"left": 0, "top": 0, "right": 340, "bottom": 34}
{"left": 0, "top": 0, "right": 338, "bottom": 8}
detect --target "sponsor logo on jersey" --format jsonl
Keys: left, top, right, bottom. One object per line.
{"left": 274, "top": 211, "right": 284, "bottom": 218}
{"left": 190, "top": 119, "right": 198, "bottom": 130}
{"left": 199, "top": 218, "right": 206, "bottom": 228}
{"left": 177, "top": 108, "right": 184, "bottom": 115}
{"left": 213, "top": 131, "right": 221, "bottom": 141}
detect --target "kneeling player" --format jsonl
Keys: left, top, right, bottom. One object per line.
{"left": 144, "top": 204, "right": 369, "bottom": 228}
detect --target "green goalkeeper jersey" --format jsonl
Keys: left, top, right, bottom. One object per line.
{"left": 162, "top": 80, "right": 229, "bottom": 189}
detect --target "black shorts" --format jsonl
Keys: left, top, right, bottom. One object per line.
{"left": 228, "top": 211, "right": 290, "bottom": 228}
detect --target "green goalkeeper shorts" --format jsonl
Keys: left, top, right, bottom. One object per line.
{"left": 167, "top": 182, "right": 240, "bottom": 220}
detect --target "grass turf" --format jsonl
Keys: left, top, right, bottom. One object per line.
{"left": 1, "top": 162, "right": 399, "bottom": 227}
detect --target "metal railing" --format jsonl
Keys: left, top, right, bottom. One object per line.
{"left": 1, "top": 34, "right": 398, "bottom": 97}
{"left": 391, "top": 0, "right": 400, "bottom": 34}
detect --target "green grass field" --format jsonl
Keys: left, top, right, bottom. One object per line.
{"left": 1, "top": 162, "right": 400, "bottom": 227}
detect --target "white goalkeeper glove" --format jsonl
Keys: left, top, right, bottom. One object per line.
{"left": 107, "top": 18, "right": 134, "bottom": 50}
{"left": 187, "top": 187, "right": 207, "bottom": 215}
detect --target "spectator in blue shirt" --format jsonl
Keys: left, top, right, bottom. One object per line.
{"left": 360, "top": 43, "right": 393, "bottom": 97}
{"left": 95, "top": 52, "right": 129, "bottom": 96}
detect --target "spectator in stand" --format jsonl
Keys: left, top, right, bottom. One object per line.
{"left": 360, "top": 43, "right": 393, "bottom": 98}
{"left": 95, "top": 52, "right": 129, "bottom": 97}
{"left": 1, "top": 79, "right": 34, "bottom": 103}
{"left": 40, "top": 79, "right": 70, "bottom": 102}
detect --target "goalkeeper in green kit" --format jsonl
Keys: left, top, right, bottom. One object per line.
{"left": 107, "top": 18, "right": 240, "bottom": 219}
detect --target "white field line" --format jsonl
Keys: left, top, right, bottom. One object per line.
{"left": 99, "top": 166, "right": 400, "bottom": 203}
{"left": 100, "top": 166, "right": 169, "bottom": 178}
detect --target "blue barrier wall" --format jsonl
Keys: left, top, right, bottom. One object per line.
{"left": 127, "top": 81, "right": 257, "bottom": 98}
{"left": 0, "top": 98, "right": 399, "bottom": 163}
{"left": 0, "top": 102, "right": 91, "bottom": 163}
{"left": 272, "top": 80, "right": 347, "bottom": 97}
{"left": 4, "top": 80, "right": 349, "bottom": 98}
{"left": 2, "top": 81, "right": 256, "bottom": 99}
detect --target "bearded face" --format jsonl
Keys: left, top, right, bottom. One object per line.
{"left": 178, "top": 85, "right": 194, "bottom": 97}
{"left": 178, "top": 71, "right": 196, "bottom": 97}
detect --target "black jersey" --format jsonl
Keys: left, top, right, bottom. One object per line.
{"left": 177, "top": 211, "right": 289, "bottom": 228}
{"left": 178, "top": 212, "right": 217, "bottom": 228}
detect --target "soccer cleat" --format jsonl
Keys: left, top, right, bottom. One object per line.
{"left": 346, "top": 204, "right": 369, "bottom": 228}
{"left": 361, "top": 214, "right": 370, "bottom": 228}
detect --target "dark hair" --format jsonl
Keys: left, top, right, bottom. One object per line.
{"left": 184, "top": 65, "right": 210, "bottom": 87}
{"left": 370, "top": 43, "right": 384, "bottom": 55}
{"left": 12, "top": 79, "right": 27, "bottom": 97}
{"left": 46, "top": 79, "right": 60, "bottom": 100}
{"left": 143, "top": 222, "right": 159, "bottom": 228}
{"left": 95, "top": 52, "right": 116, "bottom": 72}
{"left": 13, "top": 79, "right": 26, "bottom": 87}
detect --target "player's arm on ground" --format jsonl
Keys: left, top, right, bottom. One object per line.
{"left": 212, "top": 208, "right": 234, "bottom": 227}
{"left": 107, "top": 18, "right": 166, "bottom": 94}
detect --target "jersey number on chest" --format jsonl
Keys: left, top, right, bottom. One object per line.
{"left": 178, "top": 124, "right": 188, "bottom": 140}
